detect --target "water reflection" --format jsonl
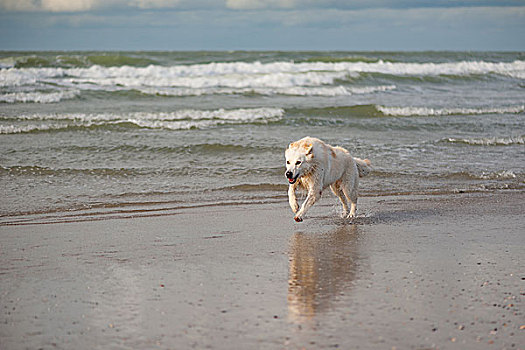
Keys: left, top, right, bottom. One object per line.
{"left": 288, "top": 225, "right": 359, "bottom": 323}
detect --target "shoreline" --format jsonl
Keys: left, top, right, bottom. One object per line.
{"left": 2, "top": 189, "right": 523, "bottom": 226}
{"left": 1, "top": 191, "right": 524, "bottom": 349}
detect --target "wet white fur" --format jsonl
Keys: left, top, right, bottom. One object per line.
{"left": 285, "top": 137, "right": 371, "bottom": 222}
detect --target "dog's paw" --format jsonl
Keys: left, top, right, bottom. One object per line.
{"left": 294, "top": 216, "right": 303, "bottom": 222}
{"left": 346, "top": 209, "right": 357, "bottom": 219}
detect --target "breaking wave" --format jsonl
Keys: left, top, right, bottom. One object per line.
{"left": 0, "top": 66, "right": 351, "bottom": 88}
{"left": 377, "top": 105, "right": 525, "bottom": 117}
{"left": 478, "top": 170, "right": 518, "bottom": 180}
{"left": 0, "top": 53, "right": 159, "bottom": 69}
{"left": 1, "top": 59, "right": 523, "bottom": 96}
{"left": 2, "top": 59, "right": 524, "bottom": 83}
{"left": 0, "top": 90, "right": 79, "bottom": 103}
{"left": 139, "top": 84, "right": 396, "bottom": 97}
{"left": 282, "top": 104, "right": 525, "bottom": 120}
{"left": 0, "top": 108, "right": 285, "bottom": 134}
{"left": 445, "top": 136, "right": 525, "bottom": 146}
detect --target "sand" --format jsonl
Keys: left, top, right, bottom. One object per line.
{"left": 1, "top": 191, "right": 524, "bottom": 349}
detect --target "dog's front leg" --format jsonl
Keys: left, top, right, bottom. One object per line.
{"left": 294, "top": 186, "right": 321, "bottom": 222}
{"left": 288, "top": 184, "right": 299, "bottom": 213}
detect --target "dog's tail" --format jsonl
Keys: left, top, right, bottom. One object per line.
{"left": 354, "top": 157, "right": 372, "bottom": 177}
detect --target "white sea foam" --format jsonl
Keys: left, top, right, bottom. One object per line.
{"left": 0, "top": 108, "right": 285, "bottom": 134}
{"left": 0, "top": 68, "right": 39, "bottom": 87}
{"left": 139, "top": 84, "right": 396, "bottom": 97}
{"left": 65, "top": 71, "right": 350, "bottom": 89}
{"left": 479, "top": 170, "right": 518, "bottom": 180}
{"left": 377, "top": 105, "right": 525, "bottom": 117}
{"left": 0, "top": 90, "right": 79, "bottom": 103}
{"left": 0, "top": 124, "right": 53, "bottom": 134}
{"left": 1, "top": 59, "right": 523, "bottom": 90}
{"left": 349, "top": 85, "right": 397, "bottom": 94}
{"left": 446, "top": 136, "right": 525, "bottom": 146}
{"left": 0, "top": 66, "right": 348, "bottom": 88}
{"left": 73, "top": 59, "right": 524, "bottom": 79}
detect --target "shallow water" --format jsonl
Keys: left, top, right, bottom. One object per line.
{"left": 1, "top": 51, "right": 524, "bottom": 220}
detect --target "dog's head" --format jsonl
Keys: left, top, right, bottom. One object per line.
{"left": 285, "top": 141, "right": 314, "bottom": 184}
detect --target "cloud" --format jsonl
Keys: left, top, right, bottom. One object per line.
{"left": 130, "top": 0, "right": 183, "bottom": 9}
{"left": 1, "top": 0, "right": 523, "bottom": 12}
{"left": 1, "top": 1, "right": 524, "bottom": 50}
{"left": 225, "top": 0, "right": 295, "bottom": 10}
{"left": 267, "top": 5, "right": 525, "bottom": 30}
{"left": 224, "top": 0, "right": 525, "bottom": 11}
{"left": 0, "top": 0, "right": 34, "bottom": 11}
{"left": 0, "top": 0, "right": 108, "bottom": 12}
{"left": 41, "top": 0, "right": 100, "bottom": 12}
{"left": 0, "top": 0, "right": 199, "bottom": 12}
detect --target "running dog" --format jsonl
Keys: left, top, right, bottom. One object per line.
{"left": 285, "top": 137, "right": 371, "bottom": 222}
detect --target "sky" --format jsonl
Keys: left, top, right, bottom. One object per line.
{"left": 0, "top": 0, "right": 524, "bottom": 51}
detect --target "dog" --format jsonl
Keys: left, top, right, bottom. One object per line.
{"left": 285, "top": 137, "right": 371, "bottom": 222}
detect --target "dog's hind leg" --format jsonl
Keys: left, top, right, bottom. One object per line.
{"left": 341, "top": 173, "right": 359, "bottom": 218}
{"left": 330, "top": 183, "right": 348, "bottom": 217}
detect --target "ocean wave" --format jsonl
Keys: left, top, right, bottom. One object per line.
{"left": 214, "top": 183, "right": 287, "bottom": 193}
{"left": 478, "top": 170, "right": 519, "bottom": 180}
{"left": 283, "top": 104, "right": 525, "bottom": 120}
{"left": 377, "top": 105, "right": 525, "bottom": 117}
{"left": 0, "top": 90, "right": 79, "bottom": 103}
{"left": 296, "top": 56, "right": 380, "bottom": 64}
{"left": 0, "top": 108, "right": 285, "bottom": 134}
{"left": 139, "top": 84, "right": 396, "bottom": 97}
{"left": 0, "top": 124, "right": 63, "bottom": 134}
{"left": 0, "top": 53, "right": 159, "bottom": 69}
{"left": 0, "top": 66, "right": 350, "bottom": 88}
{"left": 0, "top": 164, "right": 283, "bottom": 180}
{"left": 445, "top": 136, "right": 525, "bottom": 146}
{"left": 79, "top": 70, "right": 349, "bottom": 89}
{"left": 368, "top": 169, "right": 522, "bottom": 182}
{"left": 4, "top": 108, "right": 285, "bottom": 122}
{"left": 1, "top": 59, "right": 523, "bottom": 90}
{"left": 441, "top": 170, "right": 521, "bottom": 181}
{"left": 9, "top": 165, "right": 517, "bottom": 184}
{"left": 0, "top": 165, "right": 150, "bottom": 177}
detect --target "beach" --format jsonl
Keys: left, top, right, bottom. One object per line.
{"left": 1, "top": 50, "right": 524, "bottom": 349}
{"left": 1, "top": 191, "right": 524, "bottom": 349}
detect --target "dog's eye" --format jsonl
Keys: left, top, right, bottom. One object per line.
{"left": 296, "top": 161, "right": 301, "bottom": 165}
{"left": 286, "top": 161, "right": 290, "bottom": 164}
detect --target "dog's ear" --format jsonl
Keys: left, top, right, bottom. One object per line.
{"left": 304, "top": 143, "right": 313, "bottom": 156}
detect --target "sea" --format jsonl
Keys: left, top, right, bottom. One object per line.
{"left": 1, "top": 51, "right": 524, "bottom": 224}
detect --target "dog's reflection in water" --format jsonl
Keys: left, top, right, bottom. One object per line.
{"left": 288, "top": 225, "right": 360, "bottom": 323}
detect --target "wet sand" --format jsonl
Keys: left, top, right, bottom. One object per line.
{"left": 1, "top": 191, "right": 524, "bottom": 349}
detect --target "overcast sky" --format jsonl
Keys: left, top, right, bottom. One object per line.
{"left": 1, "top": 0, "right": 524, "bottom": 51}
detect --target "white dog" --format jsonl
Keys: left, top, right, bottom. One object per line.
{"left": 285, "top": 137, "right": 371, "bottom": 222}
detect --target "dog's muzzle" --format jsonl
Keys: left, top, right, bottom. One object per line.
{"left": 286, "top": 171, "right": 298, "bottom": 184}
